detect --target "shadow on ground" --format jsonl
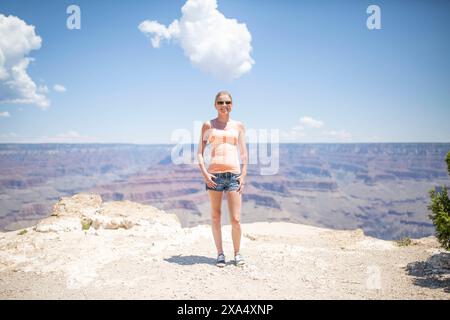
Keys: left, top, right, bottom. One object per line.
{"left": 406, "top": 252, "right": 450, "bottom": 293}
{"left": 164, "top": 255, "right": 216, "bottom": 266}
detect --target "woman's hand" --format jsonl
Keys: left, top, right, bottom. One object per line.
{"left": 204, "top": 173, "right": 217, "bottom": 189}
{"left": 236, "top": 174, "right": 246, "bottom": 195}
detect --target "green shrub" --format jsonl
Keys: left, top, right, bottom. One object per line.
{"left": 17, "top": 229, "right": 27, "bottom": 236}
{"left": 446, "top": 152, "right": 450, "bottom": 176}
{"left": 428, "top": 151, "right": 450, "bottom": 250}
{"left": 81, "top": 220, "right": 91, "bottom": 231}
{"left": 396, "top": 237, "right": 413, "bottom": 247}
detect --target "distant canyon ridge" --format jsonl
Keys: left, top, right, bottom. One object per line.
{"left": 1, "top": 143, "right": 449, "bottom": 240}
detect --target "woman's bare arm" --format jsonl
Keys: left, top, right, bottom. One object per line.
{"left": 237, "top": 121, "right": 248, "bottom": 194}
{"left": 197, "top": 121, "right": 210, "bottom": 177}
{"left": 197, "top": 121, "right": 217, "bottom": 188}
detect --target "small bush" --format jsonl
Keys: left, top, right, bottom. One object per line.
{"left": 81, "top": 220, "right": 92, "bottom": 231}
{"left": 446, "top": 152, "right": 450, "bottom": 176}
{"left": 427, "top": 151, "right": 450, "bottom": 251}
{"left": 396, "top": 237, "right": 412, "bottom": 247}
{"left": 17, "top": 229, "right": 27, "bottom": 236}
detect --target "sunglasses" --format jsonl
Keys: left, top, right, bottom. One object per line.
{"left": 217, "top": 101, "right": 232, "bottom": 105}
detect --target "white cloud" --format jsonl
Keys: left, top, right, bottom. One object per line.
{"left": 0, "top": 111, "right": 10, "bottom": 117}
{"left": 53, "top": 84, "right": 67, "bottom": 93}
{"left": 280, "top": 116, "right": 352, "bottom": 142}
{"left": 57, "top": 131, "right": 83, "bottom": 138}
{"left": 0, "top": 131, "right": 18, "bottom": 142}
{"left": 0, "top": 131, "right": 101, "bottom": 143}
{"left": 0, "top": 14, "right": 50, "bottom": 109}
{"left": 299, "top": 116, "right": 324, "bottom": 129}
{"left": 280, "top": 116, "right": 322, "bottom": 142}
{"left": 322, "top": 129, "right": 352, "bottom": 140}
{"left": 279, "top": 128, "right": 306, "bottom": 143}
{"left": 38, "top": 84, "right": 49, "bottom": 94}
{"left": 1, "top": 131, "right": 16, "bottom": 136}
{"left": 139, "top": 0, "right": 255, "bottom": 80}
{"left": 37, "top": 131, "right": 94, "bottom": 143}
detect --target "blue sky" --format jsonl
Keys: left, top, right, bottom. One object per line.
{"left": 0, "top": 0, "right": 449, "bottom": 143}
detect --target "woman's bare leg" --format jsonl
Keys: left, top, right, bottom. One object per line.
{"left": 208, "top": 190, "right": 224, "bottom": 255}
{"left": 227, "top": 190, "right": 242, "bottom": 255}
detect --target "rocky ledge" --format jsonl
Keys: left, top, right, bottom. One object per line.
{"left": 0, "top": 193, "right": 448, "bottom": 299}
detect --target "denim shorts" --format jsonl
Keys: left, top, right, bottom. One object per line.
{"left": 205, "top": 172, "right": 241, "bottom": 192}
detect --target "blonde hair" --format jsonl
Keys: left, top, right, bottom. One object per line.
{"left": 214, "top": 90, "right": 232, "bottom": 104}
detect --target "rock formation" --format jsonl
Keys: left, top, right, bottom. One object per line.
{"left": 0, "top": 193, "right": 448, "bottom": 299}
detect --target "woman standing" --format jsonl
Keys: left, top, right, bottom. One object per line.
{"left": 197, "top": 91, "right": 248, "bottom": 267}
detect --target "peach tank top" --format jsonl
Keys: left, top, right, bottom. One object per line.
{"left": 207, "top": 120, "right": 241, "bottom": 174}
